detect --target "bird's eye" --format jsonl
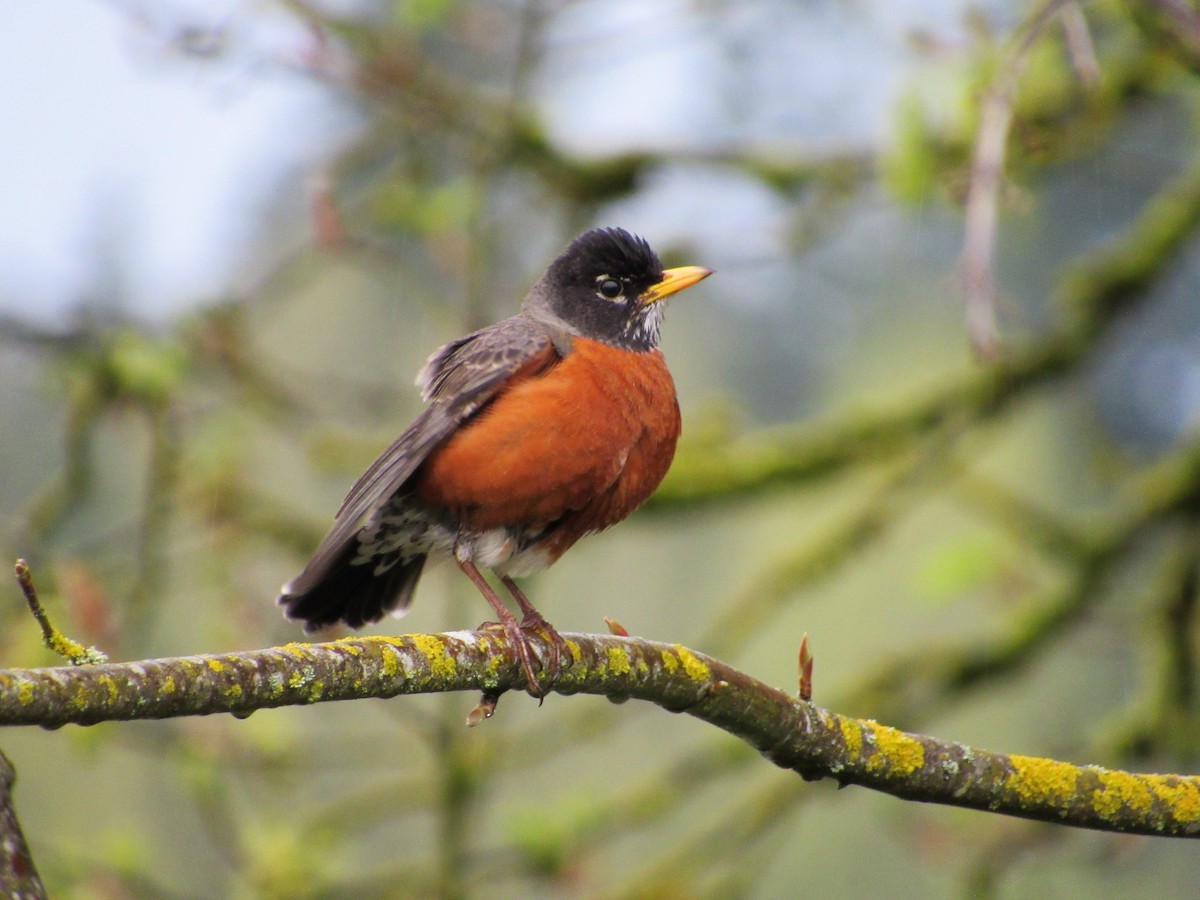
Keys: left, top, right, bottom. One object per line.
{"left": 596, "top": 277, "right": 623, "bottom": 300}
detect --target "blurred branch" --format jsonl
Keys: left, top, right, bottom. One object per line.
{"left": 0, "top": 749, "right": 45, "bottom": 899}
{"left": 497, "top": 738, "right": 753, "bottom": 878}
{"left": 952, "top": 469, "right": 1091, "bottom": 560}
{"left": 854, "top": 431, "right": 1200, "bottom": 716}
{"left": 183, "top": 304, "right": 307, "bottom": 422}
{"left": 654, "top": 144, "right": 1200, "bottom": 509}
{"left": 127, "top": 402, "right": 182, "bottom": 628}
{"left": 292, "top": 3, "right": 870, "bottom": 212}
{"left": 17, "top": 328, "right": 188, "bottom": 559}
{"left": 1157, "top": 530, "right": 1199, "bottom": 733}
{"left": 961, "top": 0, "right": 1078, "bottom": 358}
{"left": 1107, "top": 523, "right": 1200, "bottom": 758}
{"left": 696, "top": 434, "right": 959, "bottom": 658}
{"left": 19, "top": 380, "right": 101, "bottom": 543}
{"left": 0, "top": 313, "right": 93, "bottom": 352}
{"left": 615, "top": 763, "right": 805, "bottom": 897}
{"left": 0, "top": 631, "right": 1198, "bottom": 838}
{"left": 1135, "top": 0, "right": 1200, "bottom": 66}
{"left": 965, "top": 820, "right": 1069, "bottom": 897}
{"left": 1060, "top": 2, "right": 1101, "bottom": 86}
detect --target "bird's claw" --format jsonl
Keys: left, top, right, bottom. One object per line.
{"left": 519, "top": 612, "right": 570, "bottom": 691}
{"left": 477, "top": 618, "right": 553, "bottom": 699}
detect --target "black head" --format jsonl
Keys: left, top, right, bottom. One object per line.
{"left": 523, "top": 227, "right": 712, "bottom": 351}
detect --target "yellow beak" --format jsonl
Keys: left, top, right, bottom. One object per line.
{"left": 641, "top": 265, "right": 714, "bottom": 305}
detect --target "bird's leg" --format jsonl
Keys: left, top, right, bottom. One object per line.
{"left": 501, "top": 576, "right": 568, "bottom": 687}
{"left": 456, "top": 559, "right": 545, "bottom": 697}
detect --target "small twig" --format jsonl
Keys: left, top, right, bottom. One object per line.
{"left": 798, "top": 633, "right": 813, "bottom": 701}
{"left": 13, "top": 560, "right": 108, "bottom": 666}
{"left": 960, "top": 0, "right": 1078, "bottom": 359}
{"left": 604, "top": 616, "right": 630, "bottom": 637}
{"left": 1060, "top": 2, "right": 1101, "bottom": 87}
{"left": 466, "top": 690, "right": 502, "bottom": 727}
{"left": 308, "top": 169, "right": 356, "bottom": 253}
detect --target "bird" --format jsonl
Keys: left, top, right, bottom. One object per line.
{"left": 278, "top": 227, "right": 712, "bottom": 695}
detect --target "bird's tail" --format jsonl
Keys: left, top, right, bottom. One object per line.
{"left": 278, "top": 543, "right": 426, "bottom": 632}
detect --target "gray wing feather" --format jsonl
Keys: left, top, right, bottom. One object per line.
{"left": 282, "top": 317, "right": 557, "bottom": 597}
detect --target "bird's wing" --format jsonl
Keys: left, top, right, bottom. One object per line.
{"left": 283, "top": 316, "right": 561, "bottom": 597}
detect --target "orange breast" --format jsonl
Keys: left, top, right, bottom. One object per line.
{"left": 415, "top": 338, "right": 681, "bottom": 552}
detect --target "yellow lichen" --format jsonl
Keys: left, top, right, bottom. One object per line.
{"left": 486, "top": 652, "right": 504, "bottom": 679}
{"left": 161, "top": 675, "right": 176, "bottom": 694}
{"left": 864, "top": 722, "right": 925, "bottom": 776}
{"left": 373, "top": 636, "right": 408, "bottom": 653}
{"left": 1148, "top": 776, "right": 1200, "bottom": 824}
{"left": 205, "top": 659, "right": 226, "bottom": 673}
{"left": 1093, "top": 770, "right": 1154, "bottom": 820}
{"left": 673, "top": 645, "right": 710, "bottom": 682}
{"left": 17, "top": 682, "right": 34, "bottom": 705}
{"left": 606, "top": 646, "right": 632, "bottom": 677}
{"left": 564, "top": 639, "right": 583, "bottom": 665}
{"left": 410, "top": 634, "right": 457, "bottom": 680}
{"left": 97, "top": 675, "right": 119, "bottom": 702}
{"left": 380, "top": 646, "right": 403, "bottom": 679}
{"left": 839, "top": 717, "right": 863, "bottom": 758}
{"left": 1008, "top": 755, "right": 1079, "bottom": 808}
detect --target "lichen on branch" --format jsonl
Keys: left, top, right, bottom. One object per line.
{"left": 0, "top": 631, "right": 1196, "bottom": 838}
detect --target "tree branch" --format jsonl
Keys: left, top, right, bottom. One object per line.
{"left": 1, "top": 632, "right": 1197, "bottom": 838}
{"left": 0, "top": 749, "right": 45, "bottom": 899}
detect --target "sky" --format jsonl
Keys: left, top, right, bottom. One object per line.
{"left": 1, "top": 3, "right": 354, "bottom": 323}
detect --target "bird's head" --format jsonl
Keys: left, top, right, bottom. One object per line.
{"left": 524, "top": 227, "right": 712, "bottom": 351}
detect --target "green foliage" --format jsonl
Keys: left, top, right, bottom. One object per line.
{"left": 371, "top": 176, "right": 478, "bottom": 234}
{"left": 105, "top": 330, "right": 188, "bottom": 406}
{"left": 880, "top": 89, "right": 954, "bottom": 204}
{"left": 1015, "top": 30, "right": 1075, "bottom": 117}
{"left": 395, "top": 0, "right": 459, "bottom": 31}
{"left": 914, "top": 535, "right": 1010, "bottom": 602}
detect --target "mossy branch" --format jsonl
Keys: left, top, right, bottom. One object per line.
{"left": 0, "top": 632, "right": 1197, "bottom": 838}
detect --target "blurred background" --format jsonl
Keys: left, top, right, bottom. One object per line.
{"left": 3, "top": 0, "right": 1200, "bottom": 896}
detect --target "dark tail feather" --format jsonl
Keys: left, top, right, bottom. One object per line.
{"left": 278, "top": 545, "right": 426, "bottom": 632}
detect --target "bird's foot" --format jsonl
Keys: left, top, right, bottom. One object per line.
{"left": 477, "top": 617, "right": 548, "bottom": 699}
{"left": 459, "top": 561, "right": 553, "bottom": 699}
{"left": 499, "top": 575, "right": 570, "bottom": 695}
{"left": 517, "top": 610, "right": 569, "bottom": 694}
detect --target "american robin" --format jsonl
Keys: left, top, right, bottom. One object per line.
{"left": 278, "top": 227, "right": 712, "bottom": 694}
